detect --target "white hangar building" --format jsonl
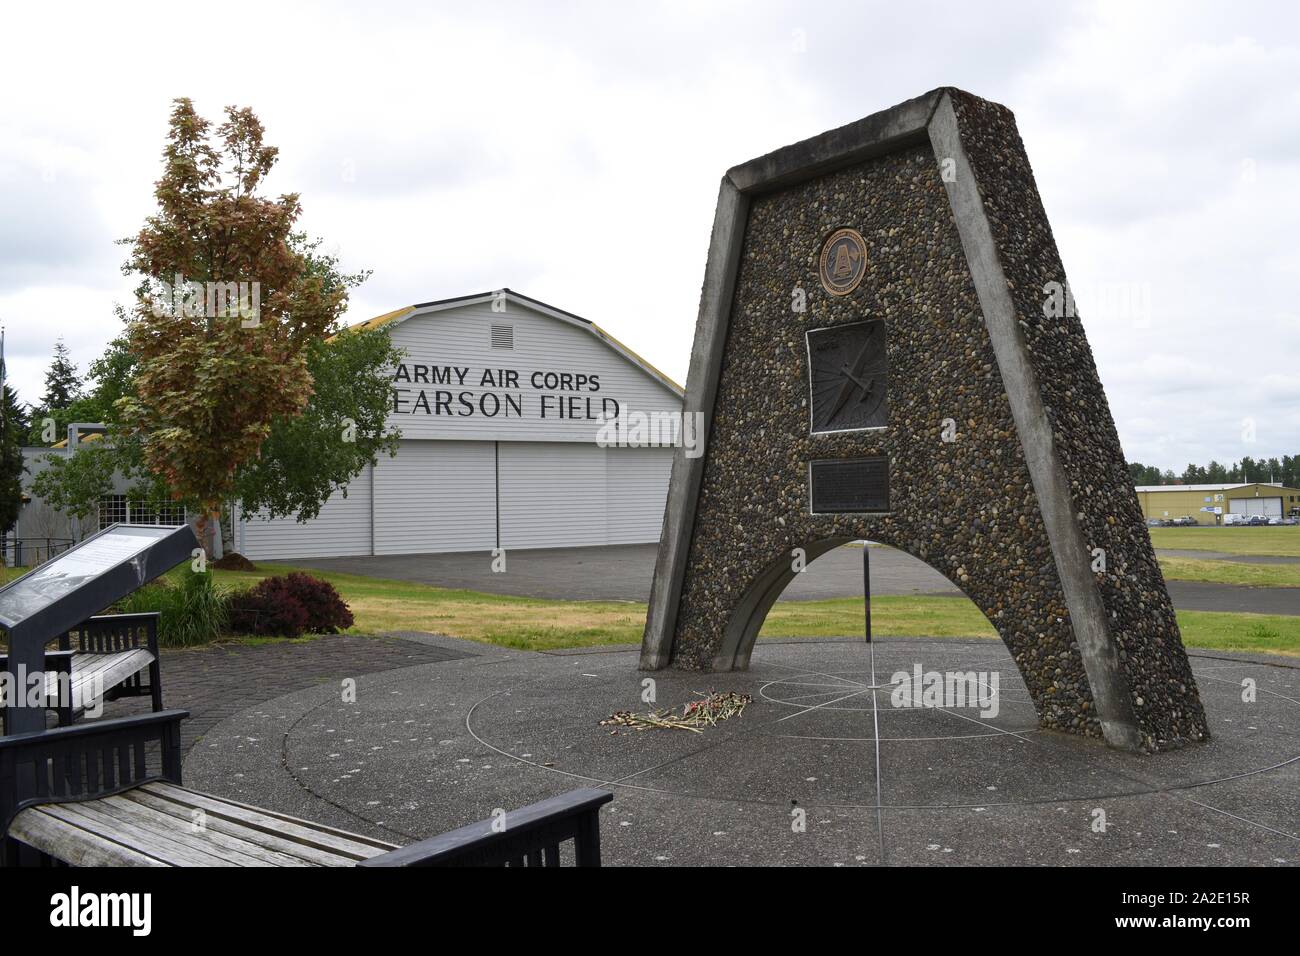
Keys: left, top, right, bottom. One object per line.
{"left": 234, "top": 290, "right": 684, "bottom": 560}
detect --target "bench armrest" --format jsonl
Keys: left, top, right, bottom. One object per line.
{"left": 360, "top": 787, "right": 613, "bottom": 867}
{"left": 0, "top": 650, "right": 76, "bottom": 703}
{"left": 0, "top": 650, "right": 75, "bottom": 668}
{"left": 0, "top": 708, "right": 188, "bottom": 837}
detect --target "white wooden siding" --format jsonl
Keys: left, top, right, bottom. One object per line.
{"left": 373, "top": 440, "right": 496, "bottom": 554}
{"left": 239, "top": 464, "right": 373, "bottom": 560}
{"left": 606, "top": 446, "right": 674, "bottom": 544}
{"left": 386, "top": 301, "right": 681, "bottom": 443}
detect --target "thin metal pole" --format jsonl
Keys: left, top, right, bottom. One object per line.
{"left": 863, "top": 540, "right": 871, "bottom": 643}
{"left": 863, "top": 538, "right": 885, "bottom": 863}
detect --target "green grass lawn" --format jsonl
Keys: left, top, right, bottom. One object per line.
{"left": 214, "top": 565, "right": 1300, "bottom": 657}
{"left": 759, "top": 595, "right": 1299, "bottom": 656}
{"left": 1148, "top": 525, "right": 1300, "bottom": 557}
{"left": 209, "top": 564, "right": 650, "bottom": 651}
{"left": 4, "top": 560, "right": 1296, "bottom": 657}
{"left": 1158, "top": 556, "right": 1300, "bottom": 588}
{"left": 761, "top": 594, "right": 996, "bottom": 638}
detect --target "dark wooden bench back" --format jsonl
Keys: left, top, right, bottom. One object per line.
{"left": 0, "top": 708, "right": 186, "bottom": 863}
{"left": 1, "top": 709, "right": 614, "bottom": 868}
{"left": 59, "top": 612, "right": 160, "bottom": 655}
{"left": 362, "top": 788, "right": 614, "bottom": 867}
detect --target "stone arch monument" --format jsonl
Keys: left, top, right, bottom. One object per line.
{"left": 640, "top": 88, "right": 1209, "bottom": 753}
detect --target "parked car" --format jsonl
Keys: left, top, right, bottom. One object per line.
{"left": 1223, "top": 513, "right": 1251, "bottom": 526}
{"left": 1170, "top": 516, "right": 1198, "bottom": 527}
{"left": 1248, "top": 515, "right": 1270, "bottom": 526}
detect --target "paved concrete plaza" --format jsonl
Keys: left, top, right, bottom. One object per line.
{"left": 284, "top": 543, "right": 1300, "bottom": 615}
{"left": 167, "top": 633, "right": 1297, "bottom": 866}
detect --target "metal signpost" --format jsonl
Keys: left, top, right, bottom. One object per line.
{"left": 863, "top": 542, "right": 872, "bottom": 644}
{"left": 0, "top": 524, "right": 197, "bottom": 735}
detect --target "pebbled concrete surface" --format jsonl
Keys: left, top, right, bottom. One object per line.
{"left": 179, "top": 634, "right": 1298, "bottom": 866}
{"left": 283, "top": 543, "right": 1300, "bottom": 615}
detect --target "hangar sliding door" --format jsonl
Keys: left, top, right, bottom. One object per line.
{"left": 499, "top": 442, "right": 608, "bottom": 548}
{"left": 606, "top": 446, "right": 675, "bottom": 544}
{"left": 1229, "top": 497, "right": 1282, "bottom": 518}
{"left": 373, "top": 439, "right": 496, "bottom": 554}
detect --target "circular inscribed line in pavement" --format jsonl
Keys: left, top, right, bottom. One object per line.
{"left": 249, "top": 637, "right": 1296, "bottom": 866}
{"left": 458, "top": 639, "right": 1298, "bottom": 864}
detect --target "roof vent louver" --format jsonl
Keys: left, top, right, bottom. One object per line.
{"left": 491, "top": 325, "right": 514, "bottom": 349}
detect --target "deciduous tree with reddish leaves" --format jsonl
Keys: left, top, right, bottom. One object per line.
{"left": 119, "top": 99, "right": 348, "bottom": 555}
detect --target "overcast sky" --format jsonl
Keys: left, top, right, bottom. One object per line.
{"left": 1, "top": 0, "right": 1296, "bottom": 472}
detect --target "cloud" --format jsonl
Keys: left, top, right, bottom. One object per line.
{"left": 0, "top": 154, "right": 115, "bottom": 288}
{"left": 0, "top": 0, "right": 1295, "bottom": 471}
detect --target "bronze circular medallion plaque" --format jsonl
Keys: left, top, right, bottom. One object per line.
{"left": 818, "top": 227, "right": 868, "bottom": 296}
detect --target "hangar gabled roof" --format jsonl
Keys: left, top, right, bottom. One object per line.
{"left": 1135, "top": 482, "right": 1300, "bottom": 495}
{"left": 1134, "top": 483, "right": 1252, "bottom": 493}
{"left": 340, "top": 289, "right": 684, "bottom": 398}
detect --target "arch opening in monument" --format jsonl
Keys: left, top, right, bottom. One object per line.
{"left": 713, "top": 538, "right": 1086, "bottom": 734}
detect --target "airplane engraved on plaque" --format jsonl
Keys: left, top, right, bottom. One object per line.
{"left": 807, "top": 319, "right": 888, "bottom": 433}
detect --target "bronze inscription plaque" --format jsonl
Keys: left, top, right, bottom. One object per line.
{"left": 809, "top": 457, "right": 890, "bottom": 514}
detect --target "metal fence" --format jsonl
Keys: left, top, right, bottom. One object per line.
{"left": 0, "top": 537, "right": 75, "bottom": 569}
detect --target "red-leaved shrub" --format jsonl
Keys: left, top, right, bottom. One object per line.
{"left": 227, "top": 573, "right": 353, "bottom": 637}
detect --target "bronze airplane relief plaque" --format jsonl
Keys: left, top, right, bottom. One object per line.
{"left": 807, "top": 319, "right": 888, "bottom": 433}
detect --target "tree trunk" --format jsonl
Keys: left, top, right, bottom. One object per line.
{"left": 210, "top": 508, "right": 223, "bottom": 560}
{"left": 193, "top": 508, "right": 223, "bottom": 560}
{"left": 194, "top": 510, "right": 209, "bottom": 558}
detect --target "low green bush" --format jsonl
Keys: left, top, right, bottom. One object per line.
{"left": 115, "top": 569, "right": 229, "bottom": 648}
{"left": 109, "top": 570, "right": 352, "bottom": 645}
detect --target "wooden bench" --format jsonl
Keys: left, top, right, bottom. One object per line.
{"left": 1, "top": 613, "right": 162, "bottom": 731}
{"left": 1, "top": 710, "right": 612, "bottom": 867}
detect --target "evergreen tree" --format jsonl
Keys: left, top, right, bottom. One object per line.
{"left": 40, "top": 338, "right": 82, "bottom": 410}
{"left": 1127, "top": 456, "right": 1300, "bottom": 488}
{"left": 0, "top": 383, "right": 28, "bottom": 536}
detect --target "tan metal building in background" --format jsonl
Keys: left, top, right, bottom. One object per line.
{"left": 1135, "top": 482, "right": 1300, "bottom": 525}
